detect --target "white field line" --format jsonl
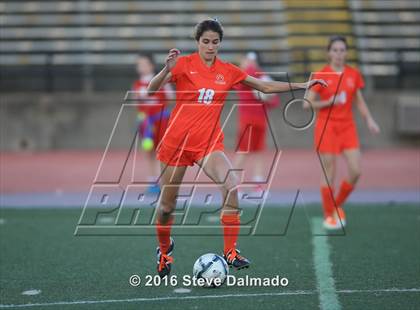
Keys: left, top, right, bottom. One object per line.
{"left": 0, "top": 288, "right": 419, "bottom": 308}
{"left": 311, "top": 217, "right": 341, "bottom": 310}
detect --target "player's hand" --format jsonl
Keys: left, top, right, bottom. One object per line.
{"left": 327, "top": 95, "right": 337, "bottom": 105}
{"left": 306, "top": 79, "right": 328, "bottom": 89}
{"left": 302, "top": 100, "right": 311, "bottom": 109}
{"left": 165, "top": 49, "right": 180, "bottom": 71}
{"left": 367, "top": 117, "right": 381, "bottom": 135}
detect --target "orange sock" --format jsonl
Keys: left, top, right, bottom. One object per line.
{"left": 335, "top": 180, "right": 354, "bottom": 208}
{"left": 156, "top": 215, "right": 174, "bottom": 255}
{"left": 321, "top": 186, "right": 335, "bottom": 218}
{"left": 220, "top": 211, "right": 240, "bottom": 254}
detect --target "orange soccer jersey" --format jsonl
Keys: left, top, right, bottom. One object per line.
{"left": 311, "top": 65, "right": 365, "bottom": 154}
{"left": 157, "top": 52, "right": 247, "bottom": 166}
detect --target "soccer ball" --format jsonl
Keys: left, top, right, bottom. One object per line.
{"left": 193, "top": 253, "right": 229, "bottom": 287}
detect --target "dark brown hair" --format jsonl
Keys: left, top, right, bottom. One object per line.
{"left": 137, "top": 53, "right": 155, "bottom": 67}
{"left": 327, "top": 35, "right": 348, "bottom": 50}
{"left": 194, "top": 19, "right": 224, "bottom": 42}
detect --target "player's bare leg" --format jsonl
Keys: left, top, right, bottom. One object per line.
{"left": 197, "top": 151, "right": 250, "bottom": 269}
{"left": 197, "top": 150, "right": 239, "bottom": 217}
{"left": 157, "top": 163, "right": 187, "bottom": 222}
{"left": 234, "top": 153, "right": 246, "bottom": 174}
{"left": 320, "top": 153, "right": 336, "bottom": 187}
{"left": 252, "top": 152, "right": 266, "bottom": 192}
{"left": 319, "top": 153, "right": 340, "bottom": 229}
{"left": 254, "top": 153, "right": 264, "bottom": 180}
{"left": 155, "top": 163, "right": 187, "bottom": 277}
{"left": 342, "top": 148, "right": 361, "bottom": 185}
{"left": 234, "top": 152, "right": 263, "bottom": 178}
{"left": 333, "top": 148, "right": 361, "bottom": 226}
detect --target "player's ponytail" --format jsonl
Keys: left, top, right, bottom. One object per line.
{"left": 194, "top": 19, "right": 224, "bottom": 42}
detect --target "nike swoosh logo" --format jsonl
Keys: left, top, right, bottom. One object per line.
{"left": 190, "top": 71, "right": 198, "bottom": 74}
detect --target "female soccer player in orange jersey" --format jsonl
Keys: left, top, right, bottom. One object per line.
{"left": 305, "top": 36, "right": 380, "bottom": 230}
{"left": 148, "top": 19, "right": 327, "bottom": 277}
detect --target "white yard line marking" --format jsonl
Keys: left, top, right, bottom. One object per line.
{"left": 0, "top": 291, "right": 314, "bottom": 308}
{"left": 1, "top": 288, "right": 419, "bottom": 308}
{"left": 20, "top": 290, "right": 41, "bottom": 296}
{"left": 311, "top": 217, "right": 341, "bottom": 310}
{"left": 173, "top": 288, "right": 191, "bottom": 294}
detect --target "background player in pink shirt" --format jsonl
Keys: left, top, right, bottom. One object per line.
{"left": 132, "top": 53, "right": 173, "bottom": 193}
{"left": 235, "top": 52, "right": 280, "bottom": 193}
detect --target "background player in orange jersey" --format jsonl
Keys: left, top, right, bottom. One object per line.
{"left": 305, "top": 35, "right": 381, "bottom": 230}
{"left": 147, "top": 19, "right": 327, "bottom": 277}
{"left": 132, "top": 53, "right": 173, "bottom": 193}
{"left": 234, "top": 52, "right": 280, "bottom": 194}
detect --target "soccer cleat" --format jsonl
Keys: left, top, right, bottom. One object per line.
{"left": 156, "top": 237, "right": 174, "bottom": 278}
{"left": 334, "top": 207, "right": 346, "bottom": 227}
{"left": 323, "top": 216, "right": 341, "bottom": 230}
{"left": 223, "top": 248, "right": 250, "bottom": 270}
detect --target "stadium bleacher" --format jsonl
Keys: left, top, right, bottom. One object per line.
{"left": 349, "top": 0, "right": 420, "bottom": 88}
{"left": 0, "top": 0, "right": 419, "bottom": 91}
{"left": 0, "top": 0, "right": 289, "bottom": 91}
{"left": 282, "top": 0, "right": 357, "bottom": 75}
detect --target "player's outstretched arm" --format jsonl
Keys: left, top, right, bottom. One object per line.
{"left": 355, "top": 89, "right": 381, "bottom": 134}
{"left": 303, "top": 90, "right": 334, "bottom": 110}
{"left": 147, "top": 49, "right": 180, "bottom": 95}
{"left": 241, "top": 75, "right": 327, "bottom": 94}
